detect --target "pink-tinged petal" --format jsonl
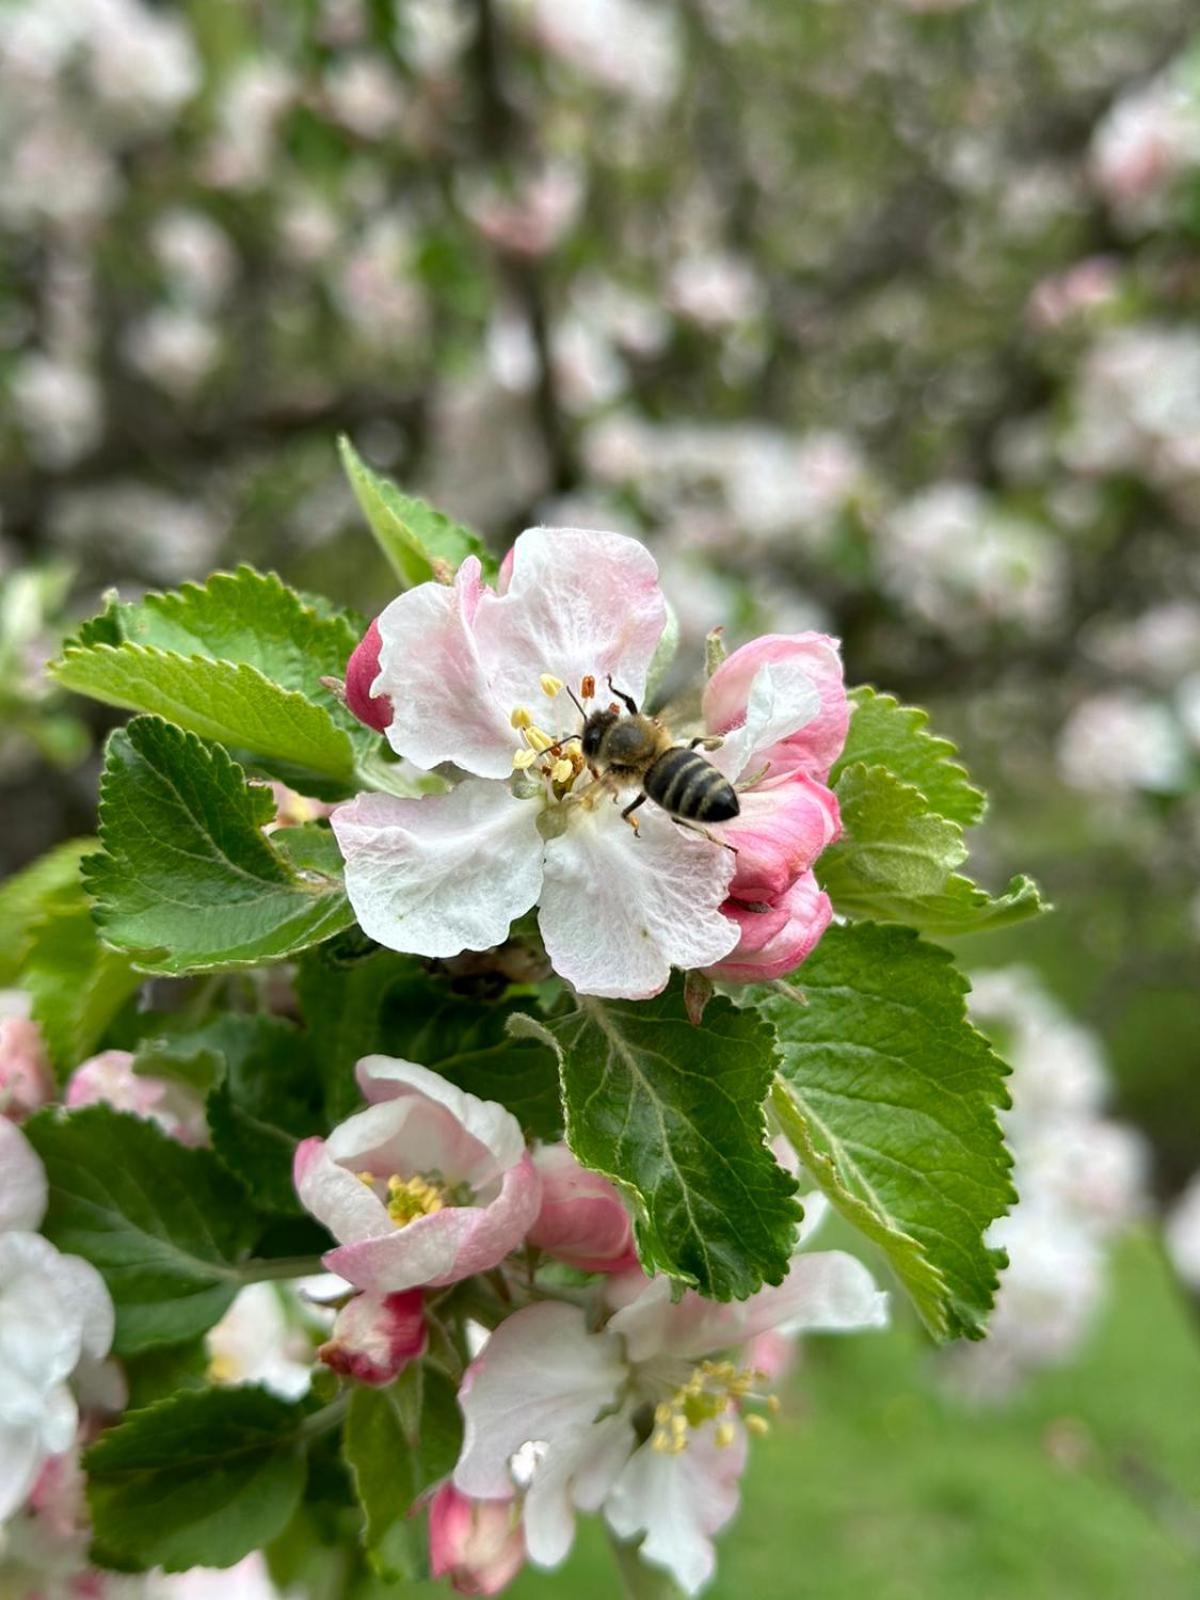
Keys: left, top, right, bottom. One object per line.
{"left": 356, "top": 1059, "right": 527, "bottom": 1182}
{"left": 323, "top": 1151, "right": 541, "bottom": 1293}
{"left": 539, "top": 806, "right": 738, "bottom": 999}
{"left": 455, "top": 1302, "right": 627, "bottom": 1511}
{"left": 332, "top": 782, "right": 544, "bottom": 960}
{"left": 762, "top": 1250, "right": 889, "bottom": 1336}
{"left": 706, "top": 658, "right": 822, "bottom": 784}
{"left": 744, "top": 1329, "right": 797, "bottom": 1385}
{"left": 705, "top": 872, "right": 833, "bottom": 984}
{"left": 373, "top": 558, "right": 516, "bottom": 776}
{"left": 326, "top": 1096, "right": 497, "bottom": 1194}
{"left": 295, "top": 1135, "right": 391, "bottom": 1242}
{"left": 721, "top": 774, "right": 840, "bottom": 902}
{"left": 0, "top": 1017, "right": 54, "bottom": 1123}
{"left": 0, "top": 1119, "right": 47, "bottom": 1232}
{"left": 603, "top": 1423, "right": 748, "bottom": 1597}
{"left": 474, "top": 529, "right": 666, "bottom": 729}
{"left": 66, "top": 1050, "right": 206, "bottom": 1146}
{"left": 527, "top": 1144, "right": 638, "bottom": 1274}
{"left": 344, "top": 618, "right": 394, "bottom": 733}
{"left": 429, "top": 1485, "right": 526, "bottom": 1596}
{"left": 496, "top": 546, "right": 515, "bottom": 594}
{"left": 705, "top": 633, "right": 849, "bottom": 782}
{"left": 0, "top": 1423, "right": 44, "bottom": 1522}
{"left": 320, "top": 1290, "right": 427, "bottom": 1387}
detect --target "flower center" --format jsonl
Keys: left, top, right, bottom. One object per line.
{"left": 508, "top": 672, "right": 596, "bottom": 800}
{"left": 356, "top": 1170, "right": 458, "bottom": 1227}
{"left": 650, "top": 1359, "right": 779, "bottom": 1454}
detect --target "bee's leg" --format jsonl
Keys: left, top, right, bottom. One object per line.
{"left": 688, "top": 735, "right": 724, "bottom": 751}
{"left": 671, "top": 816, "right": 738, "bottom": 854}
{"left": 621, "top": 792, "right": 648, "bottom": 835}
{"left": 606, "top": 675, "right": 639, "bottom": 716}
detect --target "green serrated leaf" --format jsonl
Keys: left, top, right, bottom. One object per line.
{"left": 835, "top": 686, "right": 986, "bottom": 828}
{"left": 539, "top": 979, "right": 800, "bottom": 1300}
{"left": 759, "top": 922, "right": 1014, "bottom": 1341}
{"left": 52, "top": 566, "right": 369, "bottom": 789}
{"left": 24, "top": 901, "right": 141, "bottom": 1075}
{"left": 85, "top": 1385, "right": 315, "bottom": 1571}
{"left": 819, "top": 764, "right": 1045, "bottom": 936}
{"left": 344, "top": 1367, "right": 462, "bottom": 1580}
{"left": 0, "top": 837, "right": 95, "bottom": 985}
{"left": 23, "top": 1104, "right": 257, "bottom": 1353}
{"left": 85, "top": 717, "right": 354, "bottom": 975}
{"left": 203, "top": 1015, "right": 324, "bottom": 1216}
{"left": 339, "top": 435, "right": 496, "bottom": 587}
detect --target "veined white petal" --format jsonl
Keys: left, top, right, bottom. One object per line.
{"left": 709, "top": 659, "right": 822, "bottom": 783}
{"left": 0, "top": 1120, "right": 47, "bottom": 1233}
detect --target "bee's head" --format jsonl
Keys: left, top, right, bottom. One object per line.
{"left": 580, "top": 708, "right": 620, "bottom": 760}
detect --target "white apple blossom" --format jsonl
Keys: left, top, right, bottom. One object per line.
{"left": 1165, "top": 1173, "right": 1200, "bottom": 1293}
{"left": 205, "top": 1284, "right": 316, "bottom": 1401}
{"left": 454, "top": 1200, "right": 886, "bottom": 1594}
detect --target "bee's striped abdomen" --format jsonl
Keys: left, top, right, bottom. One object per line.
{"left": 644, "top": 747, "right": 740, "bottom": 823}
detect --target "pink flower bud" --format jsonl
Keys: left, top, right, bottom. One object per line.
{"left": 703, "top": 633, "right": 849, "bottom": 783}
{"left": 65, "top": 1051, "right": 207, "bottom": 1146}
{"left": 344, "top": 618, "right": 394, "bottom": 733}
{"left": 429, "top": 1484, "right": 525, "bottom": 1597}
{"left": 707, "top": 871, "right": 833, "bottom": 984}
{"left": 721, "top": 772, "right": 841, "bottom": 904}
{"left": 527, "top": 1144, "right": 639, "bottom": 1274}
{"left": 0, "top": 1015, "right": 54, "bottom": 1122}
{"left": 318, "top": 1289, "right": 427, "bottom": 1386}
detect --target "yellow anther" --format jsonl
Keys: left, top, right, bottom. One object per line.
{"left": 208, "top": 1354, "right": 236, "bottom": 1384}
{"left": 767, "top": 1395, "right": 782, "bottom": 1415}
{"left": 550, "top": 757, "right": 574, "bottom": 784}
{"left": 651, "top": 1431, "right": 673, "bottom": 1454}
{"left": 745, "top": 1414, "right": 771, "bottom": 1438}
{"left": 513, "top": 748, "right": 538, "bottom": 770}
{"left": 539, "top": 674, "right": 564, "bottom": 698}
{"left": 386, "top": 1173, "right": 446, "bottom": 1227}
{"left": 523, "top": 726, "right": 555, "bottom": 753}
{"left": 355, "top": 1170, "right": 377, "bottom": 1187}
{"left": 511, "top": 706, "right": 533, "bottom": 730}
{"left": 713, "top": 1421, "right": 736, "bottom": 1450}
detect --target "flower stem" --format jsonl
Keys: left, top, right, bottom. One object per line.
{"left": 606, "top": 1531, "right": 683, "bottom": 1600}
{"left": 236, "top": 1254, "right": 326, "bottom": 1283}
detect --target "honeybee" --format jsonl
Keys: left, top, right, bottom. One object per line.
{"left": 571, "top": 676, "right": 740, "bottom": 840}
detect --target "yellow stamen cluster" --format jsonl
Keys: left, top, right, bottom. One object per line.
{"left": 650, "top": 1361, "right": 776, "bottom": 1455}
{"left": 509, "top": 681, "right": 589, "bottom": 794}
{"left": 353, "top": 1170, "right": 449, "bottom": 1227}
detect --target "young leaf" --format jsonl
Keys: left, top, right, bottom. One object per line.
{"left": 344, "top": 1367, "right": 462, "bottom": 1579}
{"left": 203, "top": 1015, "right": 324, "bottom": 1215}
{"left": 23, "top": 1104, "right": 257, "bottom": 1353}
{"left": 52, "top": 567, "right": 369, "bottom": 789}
{"left": 0, "top": 837, "right": 95, "bottom": 985}
{"left": 818, "top": 764, "right": 1045, "bottom": 935}
{"left": 339, "top": 435, "right": 496, "bottom": 587}
{"left": 536, "top": 980, "right": 801, "bottom": 1300}
{"left": 23, "top": 901, "right": 140, "bottom": 1074}
{"left": 85, "top": 717, "right": 354, "bottom": 974}
{"left": 760, "top": 922, "right": 1014, "bottom": 1341}
{"left": 86, "top": 1386, "right": 315, "bottom": 1570}
{"left": 834, "top": 686, "right": 986, "bottom": 828}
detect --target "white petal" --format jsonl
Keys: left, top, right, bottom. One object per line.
{"left": 455, "top": 1303, "right": 627, "bottom": 1543}
{"left": 0, "top": 1119, "right": 47, "bottom": 1232}
{"left": 539, "top": 805, "right": 738, "bottom": 999}
{"left": 0, "top": 1422, "right": 43, "bottom": 1522}
{"left": 477, "top": 528, "right": 667, "bottom": 729}
{"left": 356, "top": 1058, "right": 528, "bottom": 1180}
{"left": 0, "top": 1233, "right": 88, "bottom": 1393}
{"left": 604, "top": 1424, "right": 748, "bottom": 1596}
{"left": 524, "top": 1406, "right": 636, "bottom": 1570}
{"left": 332, "top": 781, "right": 544, "bottom": 960}
{"left": 769, "top": 1250, "right": 890, "bottom": 1336}
{"left": 48, "top": 1252, "right": 115, "bottom": 1362}
{"left": 796, "top": 1190, "right": 831, "bottom": 1247}
{"left": 710, "top": 660, "right": 822, "bottom": 783}
{"left": 373, "top": 558, "right": 517, "bottom": 777}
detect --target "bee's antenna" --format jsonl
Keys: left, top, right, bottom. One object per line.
{"left": 566, "top": 685, "right": 586, "bottom": 717}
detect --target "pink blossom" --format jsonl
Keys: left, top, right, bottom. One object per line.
{"left": 0, "top": 1015, "right": 54, "bottom": 1123}
{"left": 702, "top": 633, "right": 849, "bottom": 783}
{"left": 719, "top": 774, "right": 840, "bottom": 904}
{"left": 319, "top": 1289, "right": 427, "bottom": 1386}
{"left": 454, "top": 1232, "right": 886, "bottom": 1594}
{"left": 344, "top": 617, "right": 394, "bottom": 733}
{"left": 65, "top": 1051, "right": 206, "bottom": 1146}
{"left": 332, "top": 528, "right": 777, "bottom": 999}
{"left": 429, "top": 1484, "right": 526, "bottom": 1596}
{"left": 706, "top": 872, "right": 833, "bottom": 984}
{"left": 294, "top": 1058, "right": 540, "bottom": 1294}
{"left": 526, "top": 1145, "right": 638, "bottom": 1274}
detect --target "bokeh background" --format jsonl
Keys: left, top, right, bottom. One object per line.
{"left": 1, "top": 1, "right": 1198, "bottom": 1593}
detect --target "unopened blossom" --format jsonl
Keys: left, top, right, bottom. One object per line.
{"left": 0, "top": 1121, "right": 115, "bottom": 1523}
{"left": 334, "top": 529, "right": 838, "bottom": 998}
{"left": 319, "top": 1289, "right": 427, "bottom": 1386}
{"left": 294, "top": 1058, "right": 539, "bottom": 1294}
{"left": 526, "top": 1145, "right": 638, "bottom": 1274}
{"left": 0, "top": 1012, "right": 54, "bottom": 1123}
{"left": 65, "top": 1050, "right": 206, "bottom": 1146}
{"left": 706, "top": 870, "right": 833, "bottom": 984}
{"left": 429, "top": 1484, "right": 526, "bottom": 1597}
{"left": 455, "top": 1211, "right": 886, "bottom": 1594}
